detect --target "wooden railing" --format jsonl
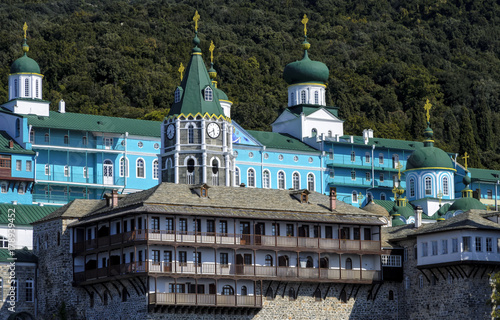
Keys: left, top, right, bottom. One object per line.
{"left": 148, "top": 293, "right": 263, "bottom": 307}
{"left": 74, "top": 261, "right": 381, "bottom": 283}
{"left": 73, "top": 230, "right": 380, "bottom": 254}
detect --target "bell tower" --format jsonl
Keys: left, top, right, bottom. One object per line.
{"left": 160, "top": 12, "right": 235, "bottom": 186}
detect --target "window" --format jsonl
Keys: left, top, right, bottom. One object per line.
{"left": 392, "top": 154, "right": 399, "bottom": 168}
{"left": 30, "top": 130, "right": 34, "bottom": 143}
{"left": 137, "top": 141, "right": 143, "bottom": 148}
{"left": 290, "top": 92, "right": 294, "bottom": 104}
{"left": 379, "top": 153, "right": 384, "bottom": 164}
{"left": 263, "top": 170, "right": 270, "bottom": 188}
{"left": 204, "top": 87, "right": 213, "bottom": 101}
{"left": 443, "top": 177, "right": 449, "bottom": 195}
{"left": 278, "top": 154, "right": 284, "bottom": 161}
{"left": 36, "top": 80, "right": 39, "bottom": 98}
{"left": 235, "top": 167, "right": 240, "bottom": 185}
{"left": 475, "top": 237, "right": 482, "bottom": 252}
{"left": 351, "top": 170, "right": 356, "bottom": 180}
{"left": 15, "top": 119, "right": 20, "bottom": 137}
{"left": 219, "top": 220, "right": 228, "bottom": 235}
{"left": 220, "top": 252, "right": 228, "bottom": 265}
{"left": 241, "top": 286, "right": 248, "bottom": 296}
{"left": 136, "top": 159, "right": 145, "bottom": 178}
{"left": 247, "top": 168, "right": 255, "bottom": 187}
{"left": 366, "top": 172, "right": 371, "bottom": 181}
{"left": 222, "top": 285, "right": 234, "bottom": 295}
{"left": 165, "top": 218, "right": 174, "bottom": 232}
{"left": 487, "top": 190, "right": 493, "bottom": 200}
{"left": 300, "top": 90, "right": 306, "bottom": 104}
{"left": 365, "top": 152, "right": 370, "bottom": 163}
{"left": 25, "top": 78, "right": 29, "bottom": 97}
{"left": 14, "top": 79, "right": 18, "bottom": 97}
{"left": 404, "top": 276, "right": 410, "bottom": 289}
{"left": 0, "top": 236, "right": 8, "bottom": 248}
{"left": 18, "top": 183, "right": 25, "bottom": 195}
{"left": 153, "top": 160, "right": 158, "bottom": 179}
{"left": 311, "top": 128, "right": 317, "bottom": 137}
{"left": 452, "top": 238, "right": 458, "bottom": 253}
{"left": 328, "top": 130, "right": 332, "bottom": 137}
{"left": 152, "top": 250, "right": 160, "bottom": 263}
{"left": 174, "top": 88, "right": 181, "bottom": 103}
{"left": 487, "top": 237, "right": 493, "bottom": 252}
{"left": 265, "top": 255, "right": 273, "bottom": 267}
{"left": 289, "top": 287, "right": 295, "bottom": 301}
{"left": 120, "top": 158, "right": 128, "bottom": 177}
{"left": 330, "top": 169, "right": 335, "bottom": 179}
{"left": 104, "top": 137, "right": 113, "bottom": 148}
{"left": 64, "top": 135, "right": 69, "bottom": 144}
{"left": 425, "top": 177, "right": 432, "bottom": 195}
{"left": 26, "top": 161, "right": 32, "bottom": 172}
{"left": 410, "top": 179, "right": 415, "bottom": 197}
{"left": 307, "top": 173, "right": 314, "bottom": 191}
{"left": 351, "top": 151, "right": 355, "bottom": 162}
{"left": 422, "top": 242, "right": 428, "bottom": 257}
{"left": 432, "top": 241, "right": 438, "bottom": 255}
{"left": 404, "top": 248, "right": 408, "bottom": 261}
{"left": 442, "top": 239, "right": 448, "bottom": 254}
{"left": 194, "top": 252, "right": 202, "bottom": 266}
{"left": 44, "top": 133, "right": 49, "bottom": 143}
{"left": 463, "top": 237, "right": 471, "bottom": 252}
{"left": 179, "top": 218, "right": 187, "bottom": 233}
{"left": 286, "top": 224, "right": 294, "bottom": 237}
{"left": 292, "top": 172, "right": 300, "bottom": 189}
{"left": 380, "top": 193, "right": 386, "bottom": 200}
{"left": 497, "top": 239, "right": 500, "bottom": 253}
{"left": 151, "top": 217, "right": 160, "bottom": 231}
{"left": 64, "top": 165, "right": 69, "bottom": 177}
{"left": 345, "top": 258, "right": 352, "bottom": 270}
{"left": 352, "top": 191, "right": 358, "bottom": 203}
{"left": 15, "top": 160, "right": 21, "bottom": 171}
{"left": 278, "top": 171, "right": 285, "bottom": 189}
{"left": 179, "top": 251, "right": 187, "bottom": 265}
{"left": 83, "top": 167, "right": 88, "bottom": 179}
{"left": 314, "top": 91, "right": 319, "bottom": 104}
{"left": 419, "top": 275, "right": 424, "bottom": 288}
{"left": 188, "top": 124, "right": 194, "bottom": 144}
{"left": 45, "top": 164, "right": 50, "bottom": 176}
{"left": 82, "top": 136, "right": 87, "bottom": 145}
{"left": 379, "top": 173, "right": 384, "bottom": 182}
{"left": 381, "top": 255, "right": 402, "bottom": 267}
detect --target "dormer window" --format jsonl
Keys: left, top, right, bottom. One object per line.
{"left": 174, "top": 87, "right": 182, "bottom": 103}
{"left": 301, "top": 192, "right": 308, "bottom": 203}
{"left": 201, "top": 186, "right": 207, "bottom": 198}
{"left": 204, "top": 86, "right": 213, "bottom": 101}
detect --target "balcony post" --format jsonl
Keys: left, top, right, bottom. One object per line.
{"left": 215, "top": 279, "right": 218, "bottom": 306}
{"left": 174, "top": 216, "right": 177, "bottom": 243}
{"left": 253, "top": 249, "right": 256, "bottom": 276}
{"left": 254, "top": 281, "right": 256, "bottom": 307}
{"left": 275, "top": 250, "right": 278, "bottom": 277}
{"left": 359, "top": 225, "right": 362, "bottom": 250}
{"left": 297, "top": 252, "right": 300, "bottom": 278}
{"left": 234, "top": 220, "right": 237, "bottom": 245}
{"left": 174, "top": 246, "right": 177, "bottom": 274}
{"left": 339, "top": 254, "right": 342, "bottom": 280}
{"left": 274, "top": 221, "right": 278, "bottom": 247}
{"left": 318, "top": 252, "right": 321, "bottom": 279}
{"left": 235, "top": 279, "right": 238, "bottom": 306}
{"left": 195, "top": 247, "right": 198, "bottom": 275}
{"left": 214, "top": 248, "right": 217, "bottom": 275}
{"left": 360, "top": 255, "right": 363, "bottom": 280}
{"left": 195, "top": 278, "right": 198, "bottom": 306}
{"left": 174, "top": 278, "right": 177, "bottom": 304}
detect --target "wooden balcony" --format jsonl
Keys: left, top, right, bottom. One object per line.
{"left": 74, "top": 261, "right": 381, "bottom": 284}
{"left": 148, "top": 293, "right": 263, "bottom": 308}
{"left": 73, "top": 230, "right": 381, "bottom": 254}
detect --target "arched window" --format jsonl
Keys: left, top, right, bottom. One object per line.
{"left": 25, "top": 78, "right": 30, "bottom": 97}
{"left": 292, "top": 172, "right": 300, "bottom": 190}
{"left": 235, "top": 167, "right": 240, "bottom": 185}
{"left": 36, "top": 80, "right": 39, "bottom": 98}
{"left": 120, "top": 158, "right": 128, "bottom": 177}
{"left": 306, "top": 256, "right": 314, "bottom": 268}
{"left": 352, "top": 191, "right": 358, "bottom": 203}
{"left": 320, "top": 257, "right": 329, "bottom": 268}
{"left": 425, "top": 177, "right": 432, "bottom": 195}
{"left": 247, "top": 168, "right": 255, "bottom": 187}
{"left": 153, "top": 160, "right": 158, "bottom": 179}
{"left": 187, "top": 124, "right": 194, "bottom": 144}
{"left": 44, "top": 133, "right": 50, "bottom": 143}
{"left": 328, "top": 130, "right": 332, "bottom": 137}
{"left": 14, "top": 79, "right": 18, "bottom": 98}
{"left": 0, "top": 236, "right": 8, "bottom": 248}
{"left": 351, "top": 151, "right": 356, "bottom": 162}
{"left": 222, "top": 285, "right": 234, "bottom": 295}
{"left": 290, "top": 92, "right": 295, "bottom": 105}
{"left": 212, "top": 159, "right": 219, "bottom": 186}
{"left": 15, "top": 119, "right": 20, "bottom": 137}
{"left": 30, "top": 129, "right": 34, "bottom": 143}
{"left": 443, "top": 176, "right": 449, "bottom": 195}
{"left": 278, "top": 171, "right": 285, "bottom": 189}
{"left": 367, "top": 192, "right": 373, "bottom": 202}
{"left": 307, "top": 173, "right": 314, "bottom": 191}
{"left": 314, "top": 91, "right": 319, "bottom": 104}
{"left": 311, "top": 128, "right": 317, "bottom": 137}
{"left": 174, "top": 88, "right": 181, "bottom": 103}
{"left": 187, "top": 159, "right": 195, "bottom": 184}
{"left": 241, "top": 286, "right": 247, "bottom": 296}
{"left": 392, "top": 154, "right": 399, "bottom": 168}
{"left": 204, "top": 87, "right": 213, "bottom": 101}
{"left": 265, "top": 254, "right": 273, "bottom": 267}
{"left": 410, "top": 178, "right": 415, "bottom": 197}
{"left": 136, "top": 159, "right": 145, "bottom": 178}
{"left": 345, "top": 258, "right": 352, "bottom": 270}
{"left": 263, "top": 170, "right": 270, "bottom": 188}
{"left": 300, "top": 90, "right": 306, "bottom": 104}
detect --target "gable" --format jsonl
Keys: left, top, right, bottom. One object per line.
{"left": 232, "top": 122, "right": 261, "bottom": 146}
{"left": 305, "top": 108, "right": 343, "bottom": 122}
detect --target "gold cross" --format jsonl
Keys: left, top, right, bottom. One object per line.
{"left": 209, "top": 41, "right": 215, "bottom": 64}
{"left": 23, "top": 22, "right": 28, "bottom": 39}
{"left": 301, "top": 14, "right": 309, "bottom": 36}
{"left": 193, "top": 11, "right": 200, "bottom": 32}
{"left": 178, "top": 63, "right": 185, "bottom": 81}
{"left": 423, "top": 99, "right": 432, "bottom": 123}
{"left": 396, "top": 161, "right": 402, "bottom": 181}
{"left": 462, "top": 152, "right": 469, "bottom": 170}
{"left": 392, "top": 186, "right": 398, "bottom": 200}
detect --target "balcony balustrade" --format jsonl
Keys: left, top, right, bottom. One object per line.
{"left": 74, "top": 260, "right": 381, "bottom": 283}
{"left": 148, "top": 293, "right": 263, "bottom": 308}
{"left": 73, "top": 230, "right": 380, "bottom": 254}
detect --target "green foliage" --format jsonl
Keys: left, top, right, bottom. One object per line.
{"left": 490, "top": 272, "right": 500, "bottom": 319}
{"left": 0, "top": 0, "right": 500, "bottom": 167}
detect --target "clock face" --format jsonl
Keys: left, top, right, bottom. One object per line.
{"left": 166, "top": 124, "right": 175, "bottom": 140}
{"left": 206, "top": 122, "right": 220, "bottom": 139}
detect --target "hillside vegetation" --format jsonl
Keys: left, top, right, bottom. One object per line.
{"left": 1, "top": 0, "right": 499, "bottom": 168}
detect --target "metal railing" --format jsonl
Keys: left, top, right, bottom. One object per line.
{"left": 148, "top": 293, "right": 263, "bottom": 307}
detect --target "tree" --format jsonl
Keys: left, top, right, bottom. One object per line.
{"left": 458, "top": 106, "right": 480, "bottom": 168}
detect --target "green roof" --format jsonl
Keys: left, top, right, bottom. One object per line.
{"left": 0, "top": 204, "right": 59, "bottom": 226}
{"left": 283, "top": 50, "right": 329, "bottom": 85}
{"left": 0, "top": 248, "right": 37, "bottom": 263}
{"left": 10, "top": 54, "right": 40, "bottom": 74}
{"left": 374, "top": 199, "right": 415, "bottom": 219}
{"left": 287, "top": 105, "right": 339, "bottom": 118}
{"left": 468, "top": 167, "right": 500, "bottom": 183}
{"left": 406, "top": 146, "right": 454, "bottom": 171}
{"left": 0, "top": 131, "right": 34, "bottom": 155}
{"left": 216, "top": 88, "right": 229, "bottom": 101}
{"left": 328, "top": 135, "right": 425, "bottom": 151}
{"left": 246, "top": 130, "right": 320, "bottom": 153}
{"left": 26, "top": 111, "right": 161, "bottom": 137}
{"left": 449, "top": 197, "right": 487, "bottom": 211}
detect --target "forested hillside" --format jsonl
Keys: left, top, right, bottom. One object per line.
{"left": 0, "top": 0, "right": 499, "bottom": 168}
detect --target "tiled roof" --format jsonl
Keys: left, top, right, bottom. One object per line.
{"left": 287, "top": 105, "right": 340, "bottom": 118}
{"left": 327, "top": 135, "right": 425, "bottom": 151}
{"left": 32, "top": 199, "right": 105, "bottom": 224}
{"left": 26, "top": 111, "right": 161, "bottom": 137}
{"left": 72, "top": 183, "right": 384, "bottom": 227}
{"left": 0, "top": 204, "right": 58, "bottom": 226}
{"left": 246, "top": 131, "right": 320, "bottom": 153}
{"left": 0, "top": 248, "right": 37, "bottom": 263}
{"left": 0, "top": 131, "right": 35, "bottom": 155}
{"left": 468, "top": 167, "right": 500, "bottom": 183}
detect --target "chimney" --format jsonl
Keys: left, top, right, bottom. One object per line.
{"left": 58, "top": 99, "right": 65, "bottom": 113}
{"left": 9, "top": 140, "right": 13, "bottom": 149}
{"left": 415, "top": 206, "right": 422, "bottom": 228}
{"left": 111, "top": 189, "right": 119, "bottom": 208}
{"left": 240, "top": 183, "right": 246, "bottom": 188}
{"left": 329, "top": 187, "right": 337, "bottom": 211}
{"left": 350, "top": 136, "right": 354, "bottom": 143}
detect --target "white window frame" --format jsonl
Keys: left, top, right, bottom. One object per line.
{"left": 300, "top": 90, "right": 306, "bottom": 104}
{"left": 381, "top": 255, "right": 401, "bottom": 267}
{"left": 247, "top": 168, "right": 256, "bottom": 188}
{"left": 425, "top": 176, "right": 432, "bottom": 195}
{"left": 136, "top": 158, "right": 145, "bottom": 178}
{"left": 292, "top": 172, "right": 300, "bottom": 190}
{"left": 235, "top": 167, "right": 240, "bottom": 186}
{"left": 153, "top": 159, "right": 159, "bottom": 180}
{"left": 45, "top": 164, "right": 50, "bottom": 176}
{"left": 277, "top": 171, "right": 285, "bottom": 189}
{"left": 204, "top": 86, "right": 213, "bottom": 101}
{"left": 263, "top": 170, "right": 271, "bottom": 189}
{"left": 120, "top": 157, "right": 129, "bottom": 177}
{"left": 16, "top": 160, "right": 21, "bottom": 171}
{"left": 26, "top": 160, "right": 32, "bottom": 172}
{"left": 352, "top": 191, "right": 358, "bottom": 203}
{"left": 307, "top": 173, "right": 315, "bottom": 191}
{"left": 64, "top": 165, "right": 69, "bottom": 177}
{"left": 410, "top": 178, "right": 415, "bottom": 197}
{"left": 25, "top": 279, "right": 34, "bottom": 302}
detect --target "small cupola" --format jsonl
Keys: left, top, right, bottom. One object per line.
{"left": 291, "top": 189, "right": 311, "bottom": 204}
{"left": 190, "top": 183, "right": 210, "bottom": 198}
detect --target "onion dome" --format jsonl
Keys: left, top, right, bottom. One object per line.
{"left": 283, "top": 37, "right": 329, "bottom": 85}
{"left": 449, "top": 197, "right": 486, "bottom": 211}
{"left": 216, "top": 88, "right": 228, "bottom": 101}
{"left": 10, "top": 38, "right": 40, "bottom": 74}
{"left": 362, "top": 201, "right": 389, "bottom": 217}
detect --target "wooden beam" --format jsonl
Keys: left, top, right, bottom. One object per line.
{"left": 367, "top": 283, "right": 375, "bottom": 300}
{"left": 451, "top": 265, "right": 464, "bottom": 279}
{"left": 436, "top": 267, "right": 446, "bottom": 281}
{"left": 82, "top": 285, "right": 93, "bottom": 299}
{"left": 444, "top": 266, "right": 456, "bottom": 279}
{"left": 419, "top": 269, "right": 431, "bottom": 283}
{"left": 313, "top": 283, "right": 321, "bottom": 297}
{"left": 127, "top": 278, "right": 140, "bottom": 295}
{"left": 348, "top": 285, "right": 355, "bottom": 300}
{"left": 353, "top": 285, "right": 361, "bottom": 299}
{"left": 264, "top": 281, "right": 273, "bottom": 297}
{"left": 295, "top": 282, "right": 302, "bottom": 300}
{"left": 117, "top": 279, "right": 131, "bottom": 297}
{"left": 281, "top": 282, "right": 288, "bottom": 299}
{"left": 372, "top": 283, "right": 382, "bottom": 301}
{"left": 481, "top": 266, "right": 491, "bottom": 279}
{"left": 323, "top": 283, "right": 332, "bottom": 300}
{"left": 274, "top": 281, "right": 281, "bottom": 299}
{"left": 428, "top": 268, "right": 439, "bottom": 283}
{"left": 473, "top": 266, "right": 481, "bottom": 279}
{"left": 90, "top": 284, "right": 103, "bottom": 302}
{"left": 137, "top": 277, "right": 147, "bottom": 292}
{"left": 110, "top": 281, "right": 121, "bottom": 295}
{"left": 457, "top": 265, "right": 467, "bottom": 278}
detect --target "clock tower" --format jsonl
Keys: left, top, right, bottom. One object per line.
{"left": 160, "top": 12, "right": 235, "bottom": 186}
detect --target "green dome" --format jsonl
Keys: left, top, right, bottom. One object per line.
{"left": 406, "top": 147, "right": 454, "bottom": 171}
{"left": 449, "top": 197, "right": 486, "bottom": 211}
{"left": 216, "top": 88, "right": 228, "bottom": 101}
{"left": 10, "top": 54, "right": 40, "bottom": 74}
{"left": 283, "top": 51, "right": 329, "bottom": 85}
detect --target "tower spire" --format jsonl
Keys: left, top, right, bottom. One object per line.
{"left": 423, "top": 99, "right": 434, "bottom": 147}
{"left": 208, "top": 41, "right": 217, "bottom": 87}
{"left": 192, "top": 11, "right": 202, "bottom": 54}
{"left": 300, "top": 14, "right": 311, "bottom": 57}
{"left": 22, "top": 22, "right": 29, "bottom": 54}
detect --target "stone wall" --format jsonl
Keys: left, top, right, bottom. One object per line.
{"left": 0, "top": 262, "right": 36, "bottom": 320}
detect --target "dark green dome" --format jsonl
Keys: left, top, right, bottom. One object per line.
{"left": 283, "top": 50, "right": 329, "bottom": 85}
{"left": 216, "top": 88, "right": 228, "bottom": 101}
{"left": 449, "top": 197, "right": 486, "bottom": 211}
{"left": 10, "top": 54, "right": 40, "bottom": 74}
{"left": 406, "top": 147, "right": 454, "bottom": 171}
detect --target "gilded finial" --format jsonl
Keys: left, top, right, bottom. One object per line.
{"left": 392, "top": 186, "right": 398, "bottom": 200}
{"left": 462, "top": 152, "right": 469, "bottom": 170}
{"left": 23, "top": 22, "right": 28, "bottom": 39}
{"left": 424, "top": 99, "right": 432, "bottom": 123}
{"left": 301, "top": 14, "right": 308, "bottom": 36}
{"left": 396, "top": 161, "right": 402, "bottom": 181}
{"left": 193, "top": 10, "right": 200, "bottom": 32}
{"left": 209, "top": 41, "right": 215, "bottom": 64}
{"left": 178, "top": 63, "right": 185, "bottom": 81}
